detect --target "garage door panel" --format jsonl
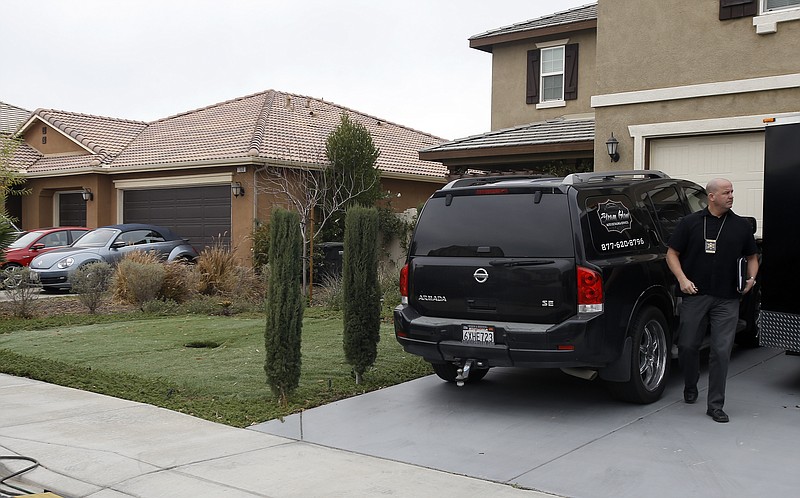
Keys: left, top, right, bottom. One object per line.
{"left": 123, "top": 186, "right": 230, "bottom": 251}
{"left": 650, "top": 132, "right": 764, "bottom": 236}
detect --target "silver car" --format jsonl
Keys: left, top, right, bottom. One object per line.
{"left": 29, "top": 223, "right": 198, "bottom": 291}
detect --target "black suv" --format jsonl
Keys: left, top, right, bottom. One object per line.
{"left": 394, "top": 171, "right": 759, "bottom": 404}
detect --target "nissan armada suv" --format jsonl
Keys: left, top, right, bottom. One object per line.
{"left": 394, "top": 171, "right": 759, "bottom": 404}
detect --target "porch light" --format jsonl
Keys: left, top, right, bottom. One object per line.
{"left": 605, "top": 133, "right": 620, "bottom": 162}
{"left": 81, "top": 187, "right": 93, "bottom": 201}
{"left": 231, "top": 182, "right": 245, "bottom": 197}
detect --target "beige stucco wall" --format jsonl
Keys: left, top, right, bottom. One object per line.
{"left": 596, "top": 0, "right": 800, "bottom": 95}
{"left": 23, "top": 119, "right": 86, "bottom": 156}
{"left": 595, "top": 87, "right": 800, "bottom": 171}
{"left": 593, "top": 0, "right": 800, "bottom": 168}
{"left": 22, "top": 174, "right": 115, "bottom": 229}
{"left": 380, "top": 177, "right": 443, "bottom": 210}
{"left": 489, "top": 28, "right": 597, "bottom": 131}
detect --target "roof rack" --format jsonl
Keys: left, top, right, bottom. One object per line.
{"left": 448, "top": 174, "right": 553, "bottom": 189}
{"left": 562, "top": 170, "right": 668, "bottom": 185}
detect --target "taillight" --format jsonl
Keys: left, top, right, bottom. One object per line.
{"left": 577, "top": 266, "right": 603, "bottom": 313}
{"left": 399, "top": 264, "right": 409, "bottom": 304}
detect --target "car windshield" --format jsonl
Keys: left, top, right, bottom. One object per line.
{"left": 73, "top": 228, "right": 118, "bottom": 248}
{"left": 7, "top": 231, "right": 43, "bottom": 249}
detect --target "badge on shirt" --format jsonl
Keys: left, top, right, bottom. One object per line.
{"left": 705, "top": 239, "right": 716, "bottom": 254}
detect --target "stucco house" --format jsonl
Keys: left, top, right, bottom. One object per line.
{"left": 423, "top": 0, "right": 800, "bottom": 232}
{"left": 4, "top": 90, "right": 447, "bottom": 261}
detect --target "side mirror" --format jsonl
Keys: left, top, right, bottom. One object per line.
{"left": 111, "top": 241, "right": 126, "bottom": 249}
{"left": 31, "top": 243, "right": 45, "bottom": 251}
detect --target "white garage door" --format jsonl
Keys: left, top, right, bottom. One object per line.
{"left": 649, "top": 132, "right": 764, "bottom": 235}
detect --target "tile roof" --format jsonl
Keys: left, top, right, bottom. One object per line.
{"left": 421, "top": 117, "right": 595, "bottom": 154}
{"left": 0, "top": 101, "right": 31, "bottom": 134}
{"left": 29, "top": 110, "right": 147, "bottom": 165}
{"left": 18, "top": 90, "right": 448, "bottom": 179}
{"left": 469, "top": 3, "right": 597, "bottom": 49}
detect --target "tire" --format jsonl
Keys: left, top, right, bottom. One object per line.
{"left": 608, "top": 306, "right": 671, "bottom": 404}
{"left": 431, "top": 362, "right": 490, "bottom": 384}
{"left": 1, "top": 263, "right": 23, "bottom": 289}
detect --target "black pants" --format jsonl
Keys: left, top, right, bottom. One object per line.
{"left": 677, "top": 295, "right": 739, "bottom": 410}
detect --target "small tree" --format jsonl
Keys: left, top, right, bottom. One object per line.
{"left": 321, "top": 114, "right": 382, "bottom": 241}
{"left": 2, "top": 267, "right": 40, "bottom": 318}
{"left": 1, "top": 134, "right": 28, "bottom": 256}
{"left": 255, "top": 112, "right": 382, "bottom": 293}
{"left": 70, "top": 261, "right": 114, "bottom": 314}
{"left": 264, "top": 208, "right": 304, "bottom": 404}
{"left": 342, "top": 205, "right": 381, "bottom": 384}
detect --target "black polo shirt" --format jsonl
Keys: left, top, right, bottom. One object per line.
{"left": 668, "top": 208, "right": 757, "bottom": 299}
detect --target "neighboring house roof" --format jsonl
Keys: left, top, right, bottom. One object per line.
{"left": 419, "top": 117, "right": 594, "bottom": 163}
{"left": 16, "top": 90, "right": 448, "bottom": 180}
{"left": 470, "top": 3, "right": 598, "bottom": 52}
{"left": 0, "top": 101, "right": 31, "bottom": 134}
{"left": 17, "top": 110, "right": 148, "bottom": 174}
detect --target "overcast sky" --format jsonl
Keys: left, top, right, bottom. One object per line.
{"left": 2, "top": 0, "right": 590, "bottom": 140}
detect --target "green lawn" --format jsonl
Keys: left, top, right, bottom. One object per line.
{"left": 0, "top": 308, "right": 432, "bottom": 427}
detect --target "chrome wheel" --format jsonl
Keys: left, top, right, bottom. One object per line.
{"left": 639, "top": 319, "right": 668, "bottom": 392}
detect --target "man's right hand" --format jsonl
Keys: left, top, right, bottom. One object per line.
{"left": 679, "top": 278, "right": 698, "bottom": 295}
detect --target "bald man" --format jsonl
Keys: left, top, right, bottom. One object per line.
{"left": 666, "top": 178, "right": 758, "bottom": 423}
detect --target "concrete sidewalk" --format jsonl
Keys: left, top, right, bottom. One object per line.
{"left": 0, "top": 374, "right": 556, "bottom": 497}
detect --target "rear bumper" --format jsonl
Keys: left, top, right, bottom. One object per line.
{"left": 394, "top": 305, "right": 610, "bottom": 368}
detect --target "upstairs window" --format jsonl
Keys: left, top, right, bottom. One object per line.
{"left": 541, "top": 47, "right": 565, "bottom": 102}
{"left": 763, "top": 0, "right": 800, "bottom": 11}
{"left": 526, "top": 44, "right": 578, "bottom": 106}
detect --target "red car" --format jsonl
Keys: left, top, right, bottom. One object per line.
{"left": 2, "top": 227, "right": 90, "bottom": 271}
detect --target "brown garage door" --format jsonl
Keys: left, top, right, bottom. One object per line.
{"left": 123, "top": 186, "right": 230, "bottom": 251}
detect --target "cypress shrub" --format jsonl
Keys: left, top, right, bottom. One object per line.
{"left": 342, "top": 205, "right": 380, "bottom": 384}
{"left": 264, "top": 208, "right": 304, "bottom": 404}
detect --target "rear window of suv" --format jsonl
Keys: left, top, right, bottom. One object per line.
{"left": 410, "top": 190, "right": 574, "bottom": 258}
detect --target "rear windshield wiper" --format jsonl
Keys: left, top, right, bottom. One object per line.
{"left": 489, "top": 258, "right": 555, "bottom": 267}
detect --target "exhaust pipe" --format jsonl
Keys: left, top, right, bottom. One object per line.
{"left": 561, "top": 367, "right": 598, "bottom": 381}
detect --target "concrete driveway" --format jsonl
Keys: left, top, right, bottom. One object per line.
{"left": 252, "top": 346, "right": 800, "bottom": 498}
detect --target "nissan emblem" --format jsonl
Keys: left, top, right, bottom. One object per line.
{"left": 473, "top": 267, "right": 489, "bottom": 283}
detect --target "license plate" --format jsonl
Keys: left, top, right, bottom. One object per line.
{"left": 462, "top": 324, "right": 495, "bottom": 345}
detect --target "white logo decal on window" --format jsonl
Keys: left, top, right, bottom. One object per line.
{"left": 597, "top": 200, "right": 632, "bottom": 233}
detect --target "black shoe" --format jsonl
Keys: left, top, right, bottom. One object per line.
{"left": 706, "top": 408, "right": 729, "bottom": 423}
{"left": 684, "top": 388, "right": 698, "bottom": 404}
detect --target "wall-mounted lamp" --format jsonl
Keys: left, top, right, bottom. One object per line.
{"left": 231, "top": 182, "right": 245, "bottom": 197}
{"left": 605, "top": 133, "right": 620, "bottom": 163}
{"left": 81, "top": 187, "right": 93, "bottom": 201}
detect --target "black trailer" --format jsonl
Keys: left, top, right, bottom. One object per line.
{"left": 758, "top": 114, "right": 800, "bottom": 355}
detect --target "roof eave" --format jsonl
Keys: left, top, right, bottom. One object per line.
{"left": 419, "top": 140, "right": 594, "bottom": 161}
{"left": 379, "top": 171, "right": 448, "bottom": 183}
{"left": 469, "top": 19, "right": 597, "bottom": 53}
{"left": 23, "top": 155, "right": 448, "bottom": 181}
